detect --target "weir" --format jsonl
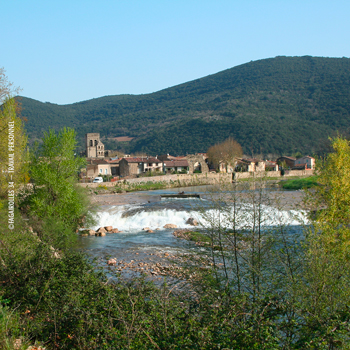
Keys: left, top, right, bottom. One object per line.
{"left": 92, "top": 198, "right": 308, "bottom": 233}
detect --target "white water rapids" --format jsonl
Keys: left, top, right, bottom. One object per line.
{"left": 92, "top": 202, "right": 309, "bottom": 233}
{"left": 81, "top": 188, "right": 309, "bottom": 264}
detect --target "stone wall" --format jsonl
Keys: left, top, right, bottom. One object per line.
{"left": 79, "top": 170, "right": 314, "bottom": 189}
{"left": 123, "top": 173, "right": 231, "bottom": 186}
{"left": 234, "top": 169, "right": 314, "bottom": 180}
{"left": 284, "top": 169, "right": 314, "bottom": 177}
{"left": 186, "top": 155, "right": 209, "bottom": 174}
{"left": 119, "top": 160, "right": 140, "bottom": 177}
{"left": 78, "top": 173, "right": 232, "bottom": 188}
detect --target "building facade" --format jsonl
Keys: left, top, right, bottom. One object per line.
{"left": 119, "top": 157, "right": 163, "bottom": 177}
{"left": 86, "top": 133, "right": 105, "bottom": 158}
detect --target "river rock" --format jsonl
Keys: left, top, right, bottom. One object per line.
{"left": 146, "top": 229, "right": 154, "bottom": 233}
{"left": 186, "top": 218, "right": 198, "bottom": 226}
{"left": 89, "top": 229, "right": 96, "bottom": 235}
{"left": 143, "top": 227, "right": 151, "bottom": 231}
{"left": 107, "top": 258, "right": 117, "bottom": 266}
{"left": 97, "top": 227, "right": 107, "bottom": 234}
{"left": 163, "top": 224, "right": 177, "bottom": 229}
{"left": 105, "top": 226, "right": 113, "bottom": 232}
{"left": 96, "top": 231, "right": 106, "bottom": 236}
{"left": 111, "top": 228, "right": 119, "bottom": 233}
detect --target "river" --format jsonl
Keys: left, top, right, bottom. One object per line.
{"left": 77, "top": 184, "right": 308, "bottom": 279}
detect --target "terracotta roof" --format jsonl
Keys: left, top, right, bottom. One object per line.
{"left": 164, "top": 160, "right": 189, "bottom": 167}
{"left": 87, "top": 159, "right": 109, "bottom": 165}
{"left": 122, "top": 157, "right": 161, "bottom": 163}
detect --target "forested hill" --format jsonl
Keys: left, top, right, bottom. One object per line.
{"left": 18, "top": 56, "right": 350, "bottom": 156}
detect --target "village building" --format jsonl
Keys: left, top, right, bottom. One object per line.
{"left": 276, "top": 156, "right": 296, "bottom": 169}
{"left": 264, "top": 160, "right": 279, "bottom": 171}
{"left": 163, "top": 159, "right": 189, "bottom": 173}
{"left": 159, "top": 154, "right": 209, "bottom": 174}
{"left": 218, "top": 161, "right": 235, "bottom": 173}
{"left": 86, "top": 133, "right": 105, "bottom": 158}
{"left": 293, "top": 156, "right": 315, "bottom": 170}
{"left": 119, "top": 157, "right": 163, "bottom": 177}
{"left": 235, "top": 158, "right": 266, "bottom": 172}
{"left": 86, "top": 159, "right": 112, "bottom": 178}
{"left": 106, "top": 158, "right": 121, "bottom": 176}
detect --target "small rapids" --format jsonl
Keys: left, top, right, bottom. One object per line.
{"left": 81, "top": 187, "right": 309, "bottom": 275}
{"left": 92, "top": 199, "right": 308, "bottom": 233}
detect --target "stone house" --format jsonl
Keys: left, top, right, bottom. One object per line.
{"left": 294, "top": 156, "right": 315, "bottom": 170}
{"left": 86, "top": 159, "right": 112, "bottom": 178}
{"left": 235, "top": 158, "right": 266, "bottom": 172}
{"left": 218, "top": 161, "right": 238, "bottom": 173}
{"left": 264, "top": 160, "right": 279, "bottom": 171}
{"left": 276, "top": 156, "right": 296, "bottom": 169}
{"left": 106, "top": 158, "right": 120, "bottom": 176}
{"left": 163, "top": 160, "right": 189, "bottom": 173}
{"left": 159, "top": 154, "right": 208, "bottom": 174}
{"left": 119, "top": 157, "right": 163, "bottom": 177}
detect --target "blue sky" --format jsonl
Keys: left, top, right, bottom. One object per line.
{"left": 2, "top": 0, "right": 350, "bottom": 104}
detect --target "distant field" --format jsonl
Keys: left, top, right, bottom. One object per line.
{"left": 111, "top": 136, "right": 134, "bottom": 142}
{"left": 280, "top": 175, "right": 319, "bottom": 190}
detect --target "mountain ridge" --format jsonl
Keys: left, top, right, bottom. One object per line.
{"left": 18, "top": 55, "right": 350, "bottom": 156}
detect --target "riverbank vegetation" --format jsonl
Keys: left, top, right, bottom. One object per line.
{"left": 2, "top": 130, "right": 350, "bottom": 348}
{"left": 280, "top": 175, "right": 319, "bottom": 190}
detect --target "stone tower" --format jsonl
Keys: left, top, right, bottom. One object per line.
{"left": 85, "top": 133, "right": 105, "bottom": 158}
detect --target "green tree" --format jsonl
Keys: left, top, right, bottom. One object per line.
{"left": 0, "top": 70, "right": 27, "bottom": 198}
{"left": 310, "top": 136, "right": 350, "bottom": 249}
{"left": 19, "top": 127, "right": 92, "bottom": 249}
{"left": 297, "top": 136, "right": 350, "bottom": 347}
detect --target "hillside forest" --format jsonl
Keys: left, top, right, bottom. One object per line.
{"left": 18, "top": 55, "right": 350, "bottom": 157}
